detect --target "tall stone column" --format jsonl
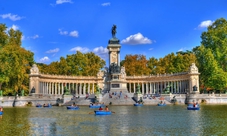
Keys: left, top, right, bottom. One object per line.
{"left": 142, "top": 82, "right": 144, "bottom": 94}
{"left": 134, "top": 83, "right": 136, "bottom": 93}
{"left": 29, "top": 64, "right": 40, "bottom": 94}
{"left": 129, "top": 82, "right": 131, "bottom": 93}
{"left": 188, "top": 63, "right": 200, "bottom": 94}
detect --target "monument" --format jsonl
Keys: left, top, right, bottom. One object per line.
{"left": 106, "top": 25, "right": 128, "bottom": 93}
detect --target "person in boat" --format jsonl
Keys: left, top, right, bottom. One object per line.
{"left": 0, "top": 106, "right": 3, "bottom": 112}
{"left": 99, "top": 106, "right": 103, "bottom": 111}
{"left": 195, "top": 102, "right": 198, "bottom": 107}
{"left": 71, "top": 102, "right": 76, "bottom": 107}
{"left": 193, "top": 102, "right": 196, "bottom": 107}
{"left": 105, "top": 106, "right": 109, "bottom": 111}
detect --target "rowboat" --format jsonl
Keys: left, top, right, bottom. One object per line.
{"left": 0, "top": 111, "right": 3, "bottom": 115}
{"left": 134, "top": 103, "right": 143, "bottom": 106}
{"left": 94, "top": 110, "right": 112, "bottom": 115}
{"left": 89, "top": 104, "right": 105, "bottom": 108}
{"left": 43, "top": 104, "right": 52, "bottom": 108}
{"left": 187, "top": 104, "right": 200, "bottom": 110}
{"left": 36, "top": 104, "right": 42, "bottom": 108}
{"left": 67, "top": 106, "right": 79, "bottom": 110}
{"left": 157, "top": 103, "right": 166, "bottom": 106}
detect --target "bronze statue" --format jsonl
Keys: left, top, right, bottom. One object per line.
{"left": 111, "top": 24, "right": 117, "bottom": 38}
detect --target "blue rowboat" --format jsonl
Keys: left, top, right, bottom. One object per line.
{"left": 134, "top": 103, "right": 143, "bottom": 106}
{"left": 36, "top": 105, "right": 42, "bottom": 108}
{"left": 94, "top": 110, "right": 111, "bottom": 115}
{"left": 0, "top": 111, "right": 3, "bottom": 115}
{"left": 67, "top": 106, "right": 79, "bottom": 110}
{"left": 89, "top": 104, "right": 104, "bottom": 108}
{"left": 157, "top": 103, "right": 166, "bottom": 106}
{"left": 43, "top": 104, "right": 52, "bottom": 108}
{"left": 187, "top": 104, "right": 200, "bottom": 110}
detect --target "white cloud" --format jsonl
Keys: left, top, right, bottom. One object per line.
{"left": 69, "top": 31, "right": 79, "bottom": 37}
{"left": 70, "top": 46, "right": 89, "bottom": 53}
{"left": 56, "top": 0, "right": 73, "bottom": 4}
{"left": 39, "top": 56, "right": 50, "bottom": 63}
{"left": 101, "top": 2, "right": 110, "bottom": 6}
{"left": 0, "top": 13, "right": 23, "bottom": 21}
{"left": 7, "top": 24, "right": 19, "bottom": 31}
{"left": 198, "top": 20, "right": 213, "bottom": 28}
{"left": 59, "top": 29, "right": 68, "bottom": 35}
{"left": 28, "top": 35, "right": 39, "bottom": 39}
{"left": 59, "top": 29, "right": 79, "bottom": 37}
{"left": 178, "top": 48, "right": 185, "bottom": 52}
{"left": 149, "top": 48, "right": 153, "bottom": 51}
{"left": 93, "top": 46, "right": 109, "bottom": 60}
{"left": 46, "top": 48, "right": 59, "bottom": 53}
{"left": 121, "top": 33, "right": 152, "bottom": 45}
{"left": 6, "top": 24, "right": 19, "bottom": 31}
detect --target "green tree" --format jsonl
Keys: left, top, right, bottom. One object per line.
{"left": 201, "top": 18, "right": 227, "bottom": 72}
{"left": 194, "top": 45, "right": 227, "bottom": 91}
{"left": 0, "top": 24, "right": 34, "bottom": 95}
{"left": 39, "top": 51, "right": 105, "bottom": 76}
{"left": 147, "top": 57, "right": 158, "bottom": 75}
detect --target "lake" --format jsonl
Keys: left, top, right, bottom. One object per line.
{"left": 0, "top": 105, "right": 227, "bottom": 136}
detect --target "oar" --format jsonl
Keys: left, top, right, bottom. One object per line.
{"left": 111, "top": 111, "right": 116, "bottom": 114}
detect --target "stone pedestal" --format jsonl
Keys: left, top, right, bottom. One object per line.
{"left": 133, "top": 93, "right": 143, "bottom": 102}
{"left": 63, "top": 95, "right": 72, "bottom": 103}
{"left": 109, "top": 80, "right": 128, "bottom": 93}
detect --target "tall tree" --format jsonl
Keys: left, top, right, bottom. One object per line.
{"left": 194, "top": 45, "right": 227, "bottom": 91}
{"left": 201, "top": 18, "right": 227, "bottom": 71}
{"left": 0, "top": 26, "right": 34, "bottom": 95}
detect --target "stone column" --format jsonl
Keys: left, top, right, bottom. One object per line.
{"left": 134, "top": 83, "right": 136, "bottom": 93}
{"left": 129, "top": 82, "right": 131, "bottom": 93}
{"left": 79, "top": 83, "right": 82, "bottom": 95}
{"left": 142, "top": 82, "right": 144, "bottom": 94}
{"left": 92, "top": 83, "right": 94, "bottom": 94}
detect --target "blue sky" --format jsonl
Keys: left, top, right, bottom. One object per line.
{"left": 0, "top": 0, "right": 227, "bottom": 65}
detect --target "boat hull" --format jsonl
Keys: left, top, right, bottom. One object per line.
{"left": 0, "top": 111, "right": 3, "bottom": 115}
{"left": 36, "top": 105, "right": 42, "bottom": 108}
{"left": 43, "top": 105, "right": 52, "bottom": 108}
{"left": 158, "top": 103, "right": 166, "bottom": 106}
{"left": 187, "top": 107, "right": 200, "bottom": 110}
{"left": 134, "top": 103, "right": 143, "bottom": 106}
{"left": 94, "top": 110, "right": 111, "bottom": 115}
{"left": 89, "top": 104, "right": 104, "bottom": 108}
{"left": 67, "top": 106, "right": 79, "bottom": 110}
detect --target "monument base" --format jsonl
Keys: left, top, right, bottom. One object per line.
{"left": 109, "top": 80, "right": 128, "bottom": 93}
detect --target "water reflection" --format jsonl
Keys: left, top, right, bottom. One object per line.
{"left": 1, "top": 105, "right": 227, "bottom": 135}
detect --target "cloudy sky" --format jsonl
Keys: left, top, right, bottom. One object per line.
{"left": 0, "top": 0, "right": 227, "bottom": 65}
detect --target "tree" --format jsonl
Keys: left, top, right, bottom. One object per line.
{"left": 194, "top": 45, "right": 227, "bottom": 91}
{"left": 147, "top": 57, "right": 158, "bottom": 75}
{"left": 201, "top": 18, "right": 227, "bottom": 72}
{"left": 0, "top": 24, "right": 34, "bottom": 95}
{"left": 39, "top": 51, "right": 106, "bottom": 76}
{"left": 123, "top": 54, "right": 151, "bottom": 76}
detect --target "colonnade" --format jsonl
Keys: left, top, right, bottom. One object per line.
{"left": 39, "top": 82, "right": 97, "bottom": 96}
{"left": 127, "top": 80, "right": 189, "bottom": 94}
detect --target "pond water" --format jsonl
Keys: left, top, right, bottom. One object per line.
{"left": 0, "top": 105, "right": 227, "bottom": 136}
